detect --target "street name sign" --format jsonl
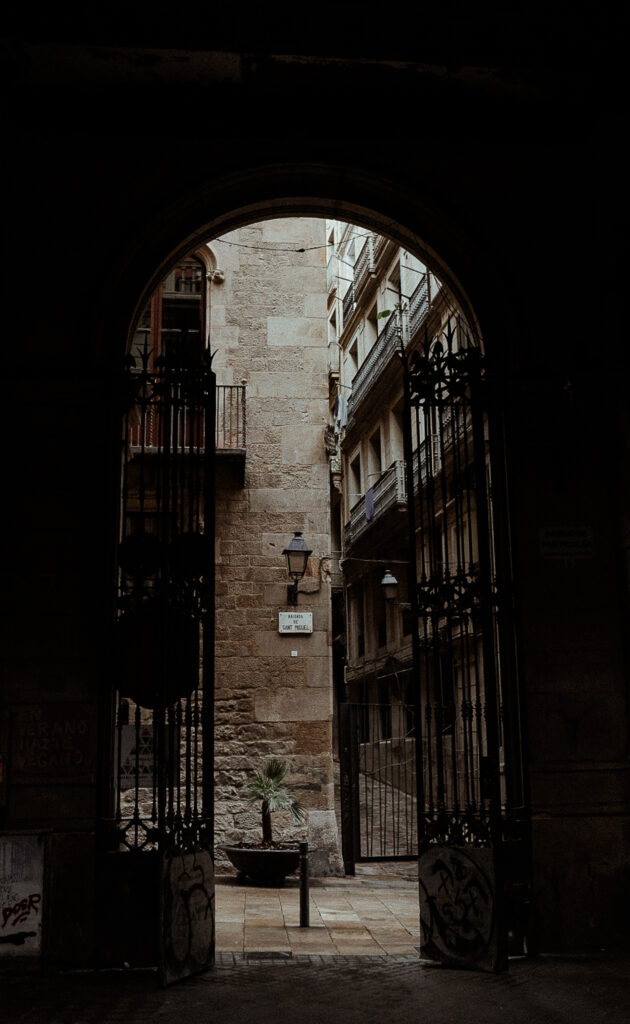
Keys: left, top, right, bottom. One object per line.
{"left": 278, "top": 612, "right": 313, "bottom": 634}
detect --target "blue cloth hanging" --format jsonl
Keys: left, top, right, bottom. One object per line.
{"left": 365, "top": 487, "right": 374, "bottom": 521}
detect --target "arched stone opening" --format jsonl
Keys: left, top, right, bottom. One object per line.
{"left": 106, "top": 170, "right": 523, "bottom": 974}
{"left": 4, "top": 147, "right": 625, "bottom": 975}
{"left": 95, "top": 162, "right": 517, "bottom": 377}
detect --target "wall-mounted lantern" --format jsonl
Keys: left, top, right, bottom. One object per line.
{"left": 380, "top": 569, "right": 398, "bottom": 602}
{"left": 283, "top": 532, "right": 312, "bottom": 605}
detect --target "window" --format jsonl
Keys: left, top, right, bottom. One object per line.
{"left": 378, "top": 679, "right": 392, "bottom": 739}
{"left": 161, "top": 256, "right": 205, "bottom": 359}
{"left": 386, "top": 262, "right": 401, "bottom": 309}
{"left": 346, "top": 336, "right": 359, "bottom": 380}
{"left": 131, "top": 254, "right": 206, "bottom": 369}
{"left": 365, "top": 303, "right": 378, "bottom": 354}
{"left": 368, "top": 428, "right": 382, "bottom": 487}
{"left": 402, "top": 607, "right": 414, "bottom": 637}
{"left": 328, "top": 310, "right": 337, "bottom": 343}
{"left": 328, "top": 311, "right": 339, "bottom": 375}
{"left": 327, "top": 228, "right": 336, "bottom": 290}
{"left": 389, "top": 401, "right": 404, "bottom": 462}
{"left": 169, "top": 260, "right": 203, "bottom": 294}
{"left": 350, "top": 583, "right": 365, "bottom": 661}
{"left": 348, "top": 453, "right": 362, "bottom": 510}
{"left": 374, "top": 573, "right": 387, "bottom": 650}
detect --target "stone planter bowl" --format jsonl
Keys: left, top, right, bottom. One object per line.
{"left": 221, "top": 845, "right": 301, "bottom": 886}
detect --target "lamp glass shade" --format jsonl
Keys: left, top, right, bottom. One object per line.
{"left": 283, "top": 532, "right": 312, "bottom": 581}
{"left": 380, "top": 570, "right": 398, "bottom": 602}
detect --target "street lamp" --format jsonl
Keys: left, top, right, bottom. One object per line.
{"left": 283, "top": 532, "right": 312, "bottom": 605}
{"left": 380, "top": 569, "right": 398, "bottom": 602}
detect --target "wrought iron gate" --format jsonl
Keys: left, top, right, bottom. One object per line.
{"left": 340, "top": 702, "right": 417, "bottom": 864}
{"left": 102, "top": 328, "right": 215, "bottom": 985}
{"left": 399, "top": 316, "right": 528, "bottom": 971}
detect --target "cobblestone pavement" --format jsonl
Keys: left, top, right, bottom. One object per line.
{"left": 3, "top": 954, "right": 629, "bottom": 1024}
{"left": 3, "top": 865, "right": 629, "bottom": 1023}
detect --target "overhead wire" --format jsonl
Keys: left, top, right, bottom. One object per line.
{"left": 210, "top": 219, "right": 468, "bottom": 338}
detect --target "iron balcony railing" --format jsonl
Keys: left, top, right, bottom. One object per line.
{"left": 343, "top": 426, "right": 463, "bottom": 551}
{"left": 344, "top": 460, "right": 407, "bottom": 549}
{"left": 129, "top": 383, "right": 246, "bottom": 453}
{"left": 344, "top": 274, "right": 430, "bottom": 436}
{"left": 352, "top": 235, "right": 397, "bottom": 301}
{"left": 345, "top": 313, "right": 401, "bottom": 435}
{"left": 372, "top": 233, "right": 390, "bottom": 266}
{"left": 353, "top": 236, "right": 375, "bottom": 300}
{"left": 215, "top": 383, "right": 247, "bottom": 452}
{"left": 408, "top": 273, "right": 429, "bottom": 337}
{"left": 342, "top": 284, "right": 355, "bottom": 328}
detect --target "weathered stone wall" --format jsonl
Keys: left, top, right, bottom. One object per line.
{"left": 209, "top": 219, "right": 343, "bottom": 875}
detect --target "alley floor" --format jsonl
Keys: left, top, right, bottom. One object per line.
{"left": 215, "top": 861, "right": 420, "bottom": 958}
{"left": 3, "top": 863, "right": 629, "bottom": 1023}
{"left": 3, "top": 950, "right": 628, "bottom": 1024}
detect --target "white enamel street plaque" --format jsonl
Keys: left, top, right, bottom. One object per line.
{"left": 279, "top": 612, "right": 313, "bottom": 634}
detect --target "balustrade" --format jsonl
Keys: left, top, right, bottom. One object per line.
{"left": 128, "top": 384, "right": 246, "bottom": 453}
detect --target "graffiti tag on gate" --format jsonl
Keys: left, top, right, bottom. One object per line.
{"left": 160, "top": 848, "right": 214, "bottom": 985}
{"left": 418, "top": 846, "right": 497, "bottom": 970}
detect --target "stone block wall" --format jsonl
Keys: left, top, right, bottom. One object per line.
{"left": 209, "top": 219, "right": 343, "bottom": 875}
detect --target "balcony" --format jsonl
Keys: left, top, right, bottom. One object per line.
{"left": 353, "top": 236, "right": 376, "bottom": 301}
{"left": 345, "top": 312, "right": 400, "bottom": 435}
{"left": 372, "top": 233, "right": 391, "bottom": 266}
{"left": 343, "top": 430, "right": 465, "bottom": 553}
{"left": 342, "top": 284, "right": 355, "bottom": 329}
{"left": 128, "top": 383, "right": 246, "bottom": 459}
{"left": 344, "top": 460, "right": 407, "bottom": 550}
{"left": 350, "top": 235, "right": 400, "bottom": 315}
{"left": 344, "top": 274, "right": 431, "bottom": 437}
{"left": 215, "top": 384, "right": 247, "bottom": 453}
{"left": 408, "top": 273, "right": 429, "bottom": 339}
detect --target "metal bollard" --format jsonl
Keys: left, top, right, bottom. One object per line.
{"left": 299, "top": 841, "right": 310, "bottom": 927}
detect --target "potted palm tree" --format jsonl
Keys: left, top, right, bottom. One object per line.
{"left": 222, "top": 759, "right": 307, "bottom": 885}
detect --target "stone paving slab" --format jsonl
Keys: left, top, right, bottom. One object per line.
{"left": 215, "top": 863, "right": 421, "bottom": 957}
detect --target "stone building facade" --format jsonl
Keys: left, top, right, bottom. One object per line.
{"left": 209, "top": 219, "right": 343, "bottom": 874}
{"left": 326, "top": 219, "right": 442, "bottom": 710}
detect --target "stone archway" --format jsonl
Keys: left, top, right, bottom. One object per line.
{"left": 103, "top": 167, "right": 524, "bottom": 975}
{"left": 2, "top": 28, "right": 624, "bottom": 976}
{"left": 95, "top": 162, "right": 515, "bottom": 371}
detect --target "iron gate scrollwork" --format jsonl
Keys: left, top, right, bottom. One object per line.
{"left": 104, "top": 319, "right": 216, "bottom": 984}
{"left": 400, "top": 316, "right": 527, "bottom": 971}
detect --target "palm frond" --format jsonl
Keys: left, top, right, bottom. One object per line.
{"left": 241, "top": 759, "right": 307, "bottom": 831}
{"left": 288, "top": 798, "right": 307, "bottom": 825}
{"left": 262, "top": 758, "right": 288, "bottom": 784}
